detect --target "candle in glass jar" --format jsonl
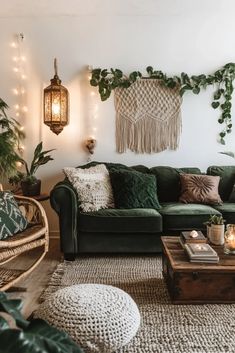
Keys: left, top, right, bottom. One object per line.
{"left": 227, "top": 234, "right": 235, "bottom": 250}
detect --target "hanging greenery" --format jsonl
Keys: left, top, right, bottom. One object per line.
{"left": 90, "top": 63, "right": 235, "bottom": 144}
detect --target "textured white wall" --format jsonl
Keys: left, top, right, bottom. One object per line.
{"left": 0, "top": 0, "right": 235, "bottom": 233}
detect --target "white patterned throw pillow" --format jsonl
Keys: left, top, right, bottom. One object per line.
{"left": 63, "top": 164, "right": 114, "bottom": 212}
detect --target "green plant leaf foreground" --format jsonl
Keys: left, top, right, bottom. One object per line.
{"left": 0, "top": 292, "right": 83, "bottom": 353}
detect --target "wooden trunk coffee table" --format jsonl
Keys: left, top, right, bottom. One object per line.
{"left": 162, "top": 236, "right": 235, "bottom": 304}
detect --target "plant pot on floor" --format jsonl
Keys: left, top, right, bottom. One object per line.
{"left": 21, "top": 179, "right": 41, "bottom": 196}
{"left": 210, "top": 224, "right": 225, "bottom": 245}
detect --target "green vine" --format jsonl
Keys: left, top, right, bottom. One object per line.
{"left": 90, "top": 63, "right": 235, "bottom": 144}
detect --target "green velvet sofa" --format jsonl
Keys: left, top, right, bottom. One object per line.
{"left": 50, "top": 162, "right": 235, "bottom": 260}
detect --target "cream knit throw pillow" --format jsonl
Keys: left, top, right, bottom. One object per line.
{"left": 63, "top": 164, "right": 114, "bottom": 212}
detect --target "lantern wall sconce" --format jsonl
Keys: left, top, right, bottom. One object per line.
{"left": 43, "top": 58, "right": 69, "bottom": 135}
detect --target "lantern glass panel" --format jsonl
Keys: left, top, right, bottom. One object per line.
{"left": 51, "top": 90, "right": 61, "bottom": 122}
{"left": 44, "top": 91, "right": 52, "bottom": 123}
{"left": 61, "top": 90, "right": 68, "bottom": 122}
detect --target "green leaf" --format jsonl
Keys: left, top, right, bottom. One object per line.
{"left": 213, "top": 91, "right": 221, "bottom": 100}
{"left": 0, "top": 317, "right": 9, "bottom": 330}
{"left": 211, "top": 101, "right": 220, "bottom": 109}
{"left": 222, "top": 112, "right": 231, "bottom": 119}
{"left": 220, "top": 138, "right": 226, "bottom": 145}
{"left": 101, "top": 69, "right": 108, "bottom": 77}
{"left": 129, "top": 72, "right": 138, "bottom": 81}
{"left": 0, "top": 322, "right": 83, "bottom": 353}
{"left": 90, "top": 79, "right": 98, "bottom": 86}
{"left": 166, "top": 79, "right": 176, "bottom": 88}
{"left": 115, "top": 69, "right": 123, "bottom": 78}
{"left": 146, "top": 66, "right": 153, "bottom": 75}
{"left": 219, "top": 151, "right": 235, "bottom": 158}
{"left": 224, "top": 101, "right": 232, "bottom": 109}
{"left": 33, "top": 142, "right": 43, "bottom": 160}
{"left": 181, "top": 72, "right": 190, "bottom": 85}
{"left": 192, "top": 87, "right": 200, "bottom": 94}
{"left": 0, "top": 295, "right": 28, "bottom": 330}
{"left": 92, "top": 68, "right": 101, "bottom": 76}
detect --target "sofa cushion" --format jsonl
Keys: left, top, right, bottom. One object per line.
{"left": 109, "top": 169, "right": 161, "bottom": 209}
{"left": 78, "top": 208, "right": 162, "bottom": 233}
{"left": 159, "top": 202, "right": 221, "bottom": 231}
{"left": 149, "top": 166, "right": 202, "bottom": 202}
{"left": 131, "top": 165, "right": 150, "bottom": 174}
{"left": 0, "top": 191, "right": 28, "bottom": 240}
{"left": 212, "top": 203, "right": 235, "bottom": 224}
{"left": 228, "top": 184, "right": 235, "bottom": 202}
{"left": 207, "top": 165, "right": 235, "bottom": 201}
{"left": 179, "top": 174, "right": 222, "bottom": 205}
{"left": 63, "top": 164, "right": 114, "bottom": 212}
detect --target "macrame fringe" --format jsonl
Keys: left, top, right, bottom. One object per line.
{"left": 115, "top": 79, "right": 182, "bottom": 154}
{"left": 116, "top": 110, "right": 182, "bottom": 153}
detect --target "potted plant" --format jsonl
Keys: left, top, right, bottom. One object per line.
{"left": 0, "top": 292, "right": 83, "bottom": 353}
{"left": 0, "top": 98, "right": 25, "bottom": 182}
{"left": 9, "top": 142, "right": 55, "bottom": 196}
{"left": 205, "top": 215, "right": 225, "bottom": 245}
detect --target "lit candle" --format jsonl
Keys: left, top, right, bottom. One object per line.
{"left": 224, "top": 225, "right": 235, "bottom": 254}
{"left": 227, "top": 234, "right": 235, "bottom": 251}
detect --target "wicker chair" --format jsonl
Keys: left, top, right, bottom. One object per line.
{"left": 0, "top": 186, "right": 49, "bottom": 291}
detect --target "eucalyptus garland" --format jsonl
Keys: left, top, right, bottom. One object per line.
{"left": 90, "top": 63, "right": 235, "bottom": 144}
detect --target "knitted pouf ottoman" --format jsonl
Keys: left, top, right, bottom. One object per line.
{"left": 36, "top": 284, "right": 141, "bottom": 353}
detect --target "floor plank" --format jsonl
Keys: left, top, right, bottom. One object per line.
{"left": 6, "top": 237, "right": 61, "bottom": 318}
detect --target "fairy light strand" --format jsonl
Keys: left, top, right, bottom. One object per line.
{"left": 86, "top": 65, "right": 98, "bottom": 161}
{"left": 11, "top": 33, "right": 27, "bottom": 157}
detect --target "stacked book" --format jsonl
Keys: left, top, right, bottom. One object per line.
{"left": 184, "top": 243, "right": 219, "bottom": 263}
{"left": 180, "top": 231, "right": 207, "bottom": 247}
{"left": 180, "top": 231, "right": 219, "bottom": 263}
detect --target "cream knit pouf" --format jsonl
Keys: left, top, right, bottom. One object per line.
{"left": 36, "top": 284, "right": 141, "bottom": 353}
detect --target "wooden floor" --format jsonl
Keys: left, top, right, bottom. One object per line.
{"left": 6, "top": 237, "right": 61, "bottom": 318}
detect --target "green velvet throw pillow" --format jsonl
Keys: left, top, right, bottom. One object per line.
{"left": 0, "top": 191, "right": 28, "bottom": 240}
{"left": 109, "top": 169, "right": 161, "bottom": 209}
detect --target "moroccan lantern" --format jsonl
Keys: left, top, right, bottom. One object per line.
{"left": 44, "top": 58, "right": 69, "bottom": 135}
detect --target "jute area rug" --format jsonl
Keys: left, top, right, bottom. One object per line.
{"left": 41, "top": 255, "right": 235, "bottom": 353}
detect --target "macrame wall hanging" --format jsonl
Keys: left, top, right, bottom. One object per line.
{"left": 114, "top": 79, "right": 182, "bottom": 153}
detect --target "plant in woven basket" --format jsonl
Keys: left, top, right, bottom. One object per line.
{"left": 0, "top": 292, "right": 83, "bottom": 353}
{"left": 9, "top": 141, "right": 55, "bottom": 196}
{"left": 0, "top": 98, "right": 25, "bottom": 181}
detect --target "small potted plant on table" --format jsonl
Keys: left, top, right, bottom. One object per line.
{"left": 9, "top": 142, "right": 55, "bottom": 196}
{"left": 205, "top": 215, "right": 225, "bottom": 245}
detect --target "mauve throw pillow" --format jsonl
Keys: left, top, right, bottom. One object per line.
{"left": 109, "top": 169, "right": 161, "bottom": 209}
{"left": 179, "top": 174, "right": 222, "bottom": 205}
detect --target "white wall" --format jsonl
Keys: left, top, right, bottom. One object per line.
{"left": 1, "top": 0, "right": 235, "bottom": 234}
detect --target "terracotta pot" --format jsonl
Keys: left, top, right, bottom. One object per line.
{"left": 21, "top": 179, "right": 41, "bottom": 196}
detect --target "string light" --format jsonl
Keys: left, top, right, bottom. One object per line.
{"left": 15, "top": 161, "right": 23, "bottom": 168}
{"left": 85, "top": 65, "right": 99, "bottom": 161}
{"left": 11, "top": 33, "right": 27, "bottom": 156}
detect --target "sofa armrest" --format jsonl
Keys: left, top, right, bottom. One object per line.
{"left": 50, "top": 180, "right": 79, "bottom": 255}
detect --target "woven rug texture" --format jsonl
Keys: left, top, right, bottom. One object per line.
{"left": 40, "top": 255, "right": 235, "bottom": 353}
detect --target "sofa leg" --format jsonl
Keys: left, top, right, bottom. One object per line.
{"left": 64, "top": 253, "right": 76, "bottom": 261}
